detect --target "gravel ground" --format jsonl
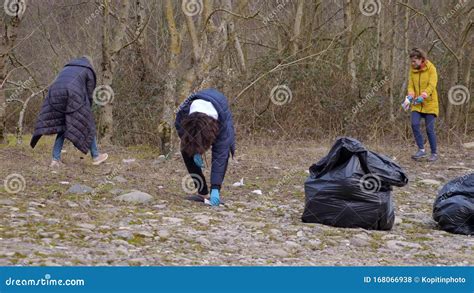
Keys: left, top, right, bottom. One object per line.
{"left": 1, "top": 136, "right": 473, "bottom": 266}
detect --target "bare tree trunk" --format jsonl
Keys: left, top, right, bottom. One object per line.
{"left": 463, "top": 47, "right": 472, "bottom": 134}
{"left": 305, "top": 1, "right": 321, "bottom": 47}
{"left": 445, "top": 63, "right": 459, "bottom": 123}
{"left": 178, "top": 68, "right": 196, "bottom": 103}
{"left": 99, "top": 0, "right": 130, "bottom": 145}
{"left": 229, "top": 23, "right": 246, "bottom": 72}
{"left": 184, "top": 0, "right": 223, "bottom": 90}
{"left": 161, "top": 0, "right": 181, "bottom": 155}
{"left": 0, "top": 14, "right": 21, "bottom": 144}
{"left": 445, "top": 46, "right": 463, "bottom": 124}
{"left": 185, "top": 12, "right": 201, "bottom": 65}
{"left": 291, "top": 0, "right": 304, "bottom": 55}
{"left": 134, "top": 0, "right": 147, "bottom": 82}
{"left": 374, "top": 4, "right": 383, "bottom": 76}
{"left": 462, "top": 48, "right": 472, "bottom": 87}
{"left": 0, "top": 45, "right": 8, "bottom": 144}
{"left": 100, "top": 0, "right": 113, "bottom": 144}
{"left": 399, "top": 0, "right": 410, "bottom": 96}
{"left": 460, "top": 20, "right": 472, "bottom": 132}
{"left": 181, "top": 10, "right": 201, "bottom": 96}
{"left": 233, "top": 0, "right": 248, "bottom": 74}
{"left": 343, "top": 0, "right": 357, "bottom": 89}
{"left": 388, "top": 2, "right": 396, "bottom": 121}
{"left": 15, "top": 92, "right": 37, "bottom": 145}
{"left": 197, "top": 15, "right": 221, "bottom": 89}
{"left": 226, "top": 7, "right": 246, "bottom": 74}
{"left": 221, "top": 0, "right": 246, "bottom": 77}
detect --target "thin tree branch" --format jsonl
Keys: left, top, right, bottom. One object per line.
{"left": 202, "top": 8, "right": 259, "bottom": 31}
{"left": 397, "top": 1, "right": 459, "bottom": 62}
{"left": 115, "top": 4, "right": 154, "bottom": 54}
{"left": 234, "top": 28, "right": 347, "bottom": 102}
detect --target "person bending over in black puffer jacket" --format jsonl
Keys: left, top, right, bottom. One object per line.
{"left": 30, "top": 56, "right": 108, "bottom": 168}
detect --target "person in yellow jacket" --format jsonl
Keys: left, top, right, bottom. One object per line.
{"left": 402, "top": 48, "right": 439, "bottom": 162}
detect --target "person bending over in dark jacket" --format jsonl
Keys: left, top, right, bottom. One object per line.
{"left": 175, "top": 88, "right": 236, "bottom": 206}
{"left": 30, "top": 56, "right": 108, "bottom": 168}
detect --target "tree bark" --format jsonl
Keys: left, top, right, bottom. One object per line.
{"left": 99, "top": 0, "right": 130, "bottom": 145}
{"left": 0, "top": 14, "right": 21, "bottom": 144}
{"left": 184, "top": 0, "right": 223, "bottom": 90}
{"left": 181, "top": 10, "right": 201, "bottom": 97}
{"left": 343, "top": 0, "right": 357, "bottom": 89}
{"left": 374, "top": 3, "right": 383, "bottom": 77}
{"left": 15, "top": 91, "right": 40, "bottom": 145}
{"left": 388, "top": 2, "right": 396, "bottom": 121}
{"left": 224, "top": 0, "right": 246, "bottom": 74}
{"left": 161, "top": 0, "right": 181, "bottom": 155}
{"left": 399, "top": 0, "right": 410, "bottom": 96}
{"left": 291, "top": 0, "right": 304, "bottom": 55}
{"left": 134, "top": 0, "right": 148, "bottom": 82}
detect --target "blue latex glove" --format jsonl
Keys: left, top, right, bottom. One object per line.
{"left": 193, "top": 154, "right": 203, "bottom": 168}
{"left": 407, "top": 95, "right": 414, "bottom": 102}
{"left": 413, "top": 96, "right": 424, "bottom": 105}
{"left": 210, "top": 189, "right": 220, "bottom": 206}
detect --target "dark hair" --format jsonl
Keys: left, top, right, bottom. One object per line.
{"left": 180, "top": 112, "right": 220, "bottom": 156}
{"left": 409, "top": 48, "right": 427, "bottom": 60}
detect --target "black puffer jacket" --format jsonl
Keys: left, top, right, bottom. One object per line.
{"left": 30, "top": 57, "right": 97, "bottom": 154}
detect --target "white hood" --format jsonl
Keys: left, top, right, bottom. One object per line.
{"left": 189, "top": 99, "right": 218, "bottom": 120}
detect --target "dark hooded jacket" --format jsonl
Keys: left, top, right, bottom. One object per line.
{"left": 175, "top": 88, "right": 236, "bottom": 187}
{"left": 30, "top": 57, "right": 96, "bottom": 153}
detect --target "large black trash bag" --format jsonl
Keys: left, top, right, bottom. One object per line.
{"left": 433, "top": 173, "right": 474, "bottom": 235}
{"left": 302, "top": 137, "right": 409, "bottom": 230}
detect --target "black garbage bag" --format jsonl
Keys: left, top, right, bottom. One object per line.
{"left": 433, "top": 173, "right": 474, "bottom": 235}
{"left": 302, "top": 137, "right": 409, "bottom": 230}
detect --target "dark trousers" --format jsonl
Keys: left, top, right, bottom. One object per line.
{"left": 181, "top": 151, "right": 228, "bottom": 195}
{"left": 411, "top": 111, "right": 437, "bottom": 154}
{"left": 181, "top": 151, "right": 208, "bottom": 195}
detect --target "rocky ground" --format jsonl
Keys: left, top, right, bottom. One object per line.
{"left": 1, "top": 136, "right": 473, "bottom": 266}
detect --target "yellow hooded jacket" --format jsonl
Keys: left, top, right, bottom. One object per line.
{"left": 407, "top": 60, "right": 439, "bottom": 116}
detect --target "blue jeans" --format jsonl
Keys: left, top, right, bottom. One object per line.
{"left": 411, "top": 111, "right": 437, "bottom": 154}
{"left": 52, "top": 133, "right": 99, "bottom": 160}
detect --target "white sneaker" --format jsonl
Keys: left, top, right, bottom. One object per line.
{"left": 92, "top": 153, "right": 108, "bottom": 165}
{"left": 50, "top": 160, "right": 64, "bottom": 168}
